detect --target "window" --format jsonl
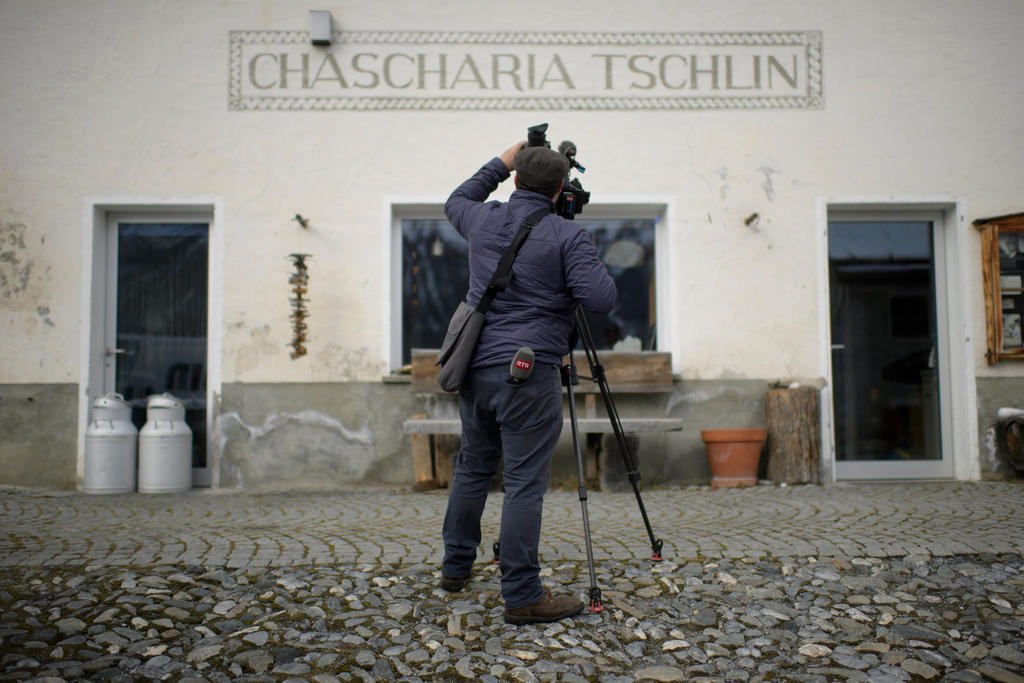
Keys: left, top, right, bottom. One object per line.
{"left": 398, "top": 213, "right": 658, "bottom": 367}
{"left": 976, "top": 212, "right": 1024, "bottom": 364}
{"left": 402, "top": 219, "right": 468, "bottom": 366}
{"left": 575, "top": 218, "right": 657, "bottom": 351}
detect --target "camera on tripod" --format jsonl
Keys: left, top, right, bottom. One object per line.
{"left": 525, "top": 123, "right": 590, "bottom": 220}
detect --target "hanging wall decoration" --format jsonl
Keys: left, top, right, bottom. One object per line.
{"left": 288, "top": 253, "right": 311, "bottom": 359}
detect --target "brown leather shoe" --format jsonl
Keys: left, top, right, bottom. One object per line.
{"left": 504, "top": 590, "right": 584, "bottom": 625}
{"left": 440, "top": 573, "right": 470, "bottom": 592}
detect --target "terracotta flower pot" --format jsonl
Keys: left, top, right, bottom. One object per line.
{"left": 700, "top": 428, "right": 766, "bottom": 488}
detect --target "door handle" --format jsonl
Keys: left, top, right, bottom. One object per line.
{"left": 831, "top": 344, "right": 846, "bottom": 351}
{"left": 106, "top": 348, "right": 132, "bottom": 356}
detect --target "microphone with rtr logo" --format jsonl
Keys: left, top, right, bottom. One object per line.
{"left": 509, "top": 347, "right": 535, "bottom": 384}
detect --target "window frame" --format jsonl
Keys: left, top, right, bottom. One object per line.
{"left": 818, "top": 201, "right": 975, "bottom": 482}
{"left": 81, "top": 199, "right": 222, "bottom": 489}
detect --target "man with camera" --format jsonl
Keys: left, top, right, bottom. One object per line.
{"left": 439, "top": 137, "right": 617, "bottom": 624}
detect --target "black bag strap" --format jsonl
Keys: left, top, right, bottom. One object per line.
{"left": 476, "top": 208, "right": 551, "bottom": 314}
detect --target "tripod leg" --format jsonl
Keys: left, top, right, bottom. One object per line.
{"left": 575, "top": 307, "right": 665, "bottom": 562}
{"left": 563, "top": 358, "right": 603, "bottom": 613}
{"left": 598, "top": 380, "right": 665, "bottom": 562}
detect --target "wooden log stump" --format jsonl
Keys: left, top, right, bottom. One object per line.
{"left": 766, "top": 386, "right": 820, "bottom": 484}
{"left": 410, "top": 435, "right": 438, "bottom": 491}
{"left": 434, "top": 435, "right": 459, "bottom": 488}
{"left": 409, "top": 415, "right": 436, "bottom": 491}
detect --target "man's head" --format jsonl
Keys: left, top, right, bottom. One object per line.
{"left": 514, "top": 147, "right": 570, "bottom": 199}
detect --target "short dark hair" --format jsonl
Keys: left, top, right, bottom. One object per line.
{"left": 514, "top": 147, "right": 569, "bottom": 197}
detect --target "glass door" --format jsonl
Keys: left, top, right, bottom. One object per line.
{"left": 828, "top": 217, "right": 952, "bottom": 479}
{"left": 104, "top": 217, "right": 209, "bottom": 481}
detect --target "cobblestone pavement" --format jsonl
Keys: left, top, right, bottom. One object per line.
{"left": 1, "top": 482, "right": 1023, "bottom": 682}
{"left": 3, "top": 483, "right": 1022, "bottom": 568}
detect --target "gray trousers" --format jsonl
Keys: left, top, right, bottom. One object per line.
{"left": 441, "top": 363, "right": 564, "bottom": 609}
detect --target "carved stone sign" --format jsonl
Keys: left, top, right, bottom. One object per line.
{"left": 229, "top": 31, "right": 823, "bottom": 111}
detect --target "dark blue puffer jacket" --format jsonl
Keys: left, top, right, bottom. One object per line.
{"left": 444, "top": 156, "right": 617, "bottom": 368}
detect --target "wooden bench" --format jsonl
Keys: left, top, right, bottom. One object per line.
{"left": 402, "top": 349, "right": 684, "bottom": 489}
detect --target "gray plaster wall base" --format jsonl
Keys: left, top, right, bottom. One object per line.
{"left": 216, "top": 382, "right": 422, "bottom": 490}
{"left": 1, "top": 376, "right": 1018, "bottom": 491}
{"left": 214, "top": 378, "right": 772, "bottom": 490}
{"left": 975, "top": 376, "right": 1024, "bottom": 479}
{"left": 0, "top": 383, "right": 78, "bottom": 489}
{"left": 552, "top": 379, "right": 773, "bottom": 489}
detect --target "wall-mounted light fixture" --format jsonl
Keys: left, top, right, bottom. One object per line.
{"left": 309, "top": 10, "right": 333, "bottom": 46}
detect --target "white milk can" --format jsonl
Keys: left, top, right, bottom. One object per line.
{"left": 84, "top": 393, "right": 138, "bottom": 494}
{"left": 138, "top": 393, "right": 192, "bottom": 494}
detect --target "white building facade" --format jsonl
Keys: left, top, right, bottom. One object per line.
{"left": 2, "top": 0, "right": 1022, "bottom": 489}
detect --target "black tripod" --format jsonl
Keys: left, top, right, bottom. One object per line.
{"left": 562, "top": 304, "right": 665, "bottom": 613}
{"left": 492, "top": 305, "right": 666, "bottom": 613}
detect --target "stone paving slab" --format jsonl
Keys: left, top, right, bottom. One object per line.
{"left": 2, "top": 482, "right": 1022, "bottom": 568}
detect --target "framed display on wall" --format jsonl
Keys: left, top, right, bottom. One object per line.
{"left": 977, "top": 212, "right": 1024, "bottom": 364}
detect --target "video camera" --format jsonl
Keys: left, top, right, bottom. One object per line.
{"left": 525, "top": 123, "right": 590, "bottom": 220}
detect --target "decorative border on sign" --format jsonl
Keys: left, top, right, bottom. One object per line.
{"left": 228, "top": 30, "right": 824, "bottom": 111}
